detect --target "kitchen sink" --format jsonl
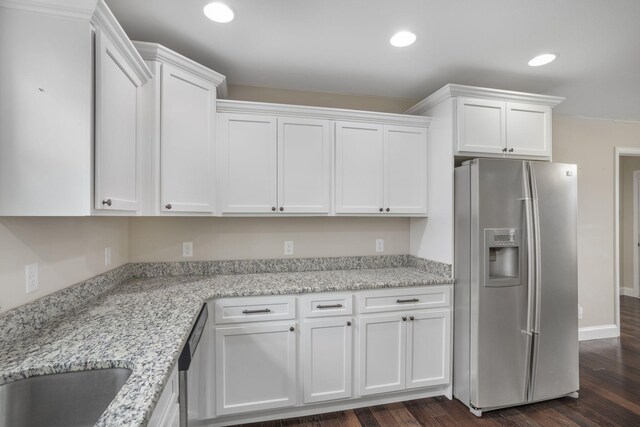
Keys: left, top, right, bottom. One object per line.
{"left": 0, "top": 367, "right": 131, "bottom": 427}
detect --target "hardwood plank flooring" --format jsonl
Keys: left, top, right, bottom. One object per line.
{"left": 238, "top": 297, "right": 640, "bottom": 427}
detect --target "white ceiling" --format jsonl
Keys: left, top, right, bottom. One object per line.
{"left": 106, "top": 0, "right": 640, "bottom": 120}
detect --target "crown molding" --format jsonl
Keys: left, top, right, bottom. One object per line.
{"left": 91, "top": 1, "right": 152, "bottom": 83}
{"left": 406, "top": 84, "right": 565, "bottom": 115}
{"left": 0, "top": 0, "right": 97, "bottom": 19}
{"left": 133, "top": 41, "right": 228, "bottom": 98}
{"left": 217, "top": 100, "right": 431, "bottom": 127}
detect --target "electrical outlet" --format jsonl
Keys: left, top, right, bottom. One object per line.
{"left": 376, "top": 239, "right": 384, "bottom": 253}
{"left": 183, "top": 242, "right": 193, "bottom": 258}
{"left": 25, "top": 263, "right": 38, "bottom": 294}
{"left": 104, "top": 247, "right": 112, "bottom": 266}
{"left": 284, "top": 241, "right": 294, "bottom": 256}
{"left": 578, "top": 304, "right": 583, "bottom": 320}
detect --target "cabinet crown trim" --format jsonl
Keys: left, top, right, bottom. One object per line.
{"left": 91, "top": 0, "right": 152, "bottom": 82}
{"left": 0, "top": 0, "right": 97, "bottom": 19}
{"left": 133, "top": 41, "right": 228, "bottom": 98}
{"left": 405, "top": 84, "right": 565, "bottom": 115}
{"left": 217, "top": 100, "right": 431, "bottom": 127}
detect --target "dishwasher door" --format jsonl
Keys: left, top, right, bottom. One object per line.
{"left": 179, "top": 303, "right": 208, "bottom": 427}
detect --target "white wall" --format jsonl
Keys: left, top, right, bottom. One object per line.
{"left": 128, "top": 217, "right": 409, "bottom": 262}
{"left": 0, "top": 217, "right": 129, "bottom": 314}
{"left": 619, "top": 156, "right": 640, "bottom": 293}
{"left": 553, "top": 116, "right": 640, "bottom": 329}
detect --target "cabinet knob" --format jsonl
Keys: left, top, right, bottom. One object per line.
{"left": 165, "top": 204, "right": 172, "bottom": 210}
{"left": 508, "top": 148, "right": 514, "bottom": 153}
{"left": 386, "top": 208, "right": 390, "bottom": 212}
{"left": 347, "top": 321, "right": 352, "bottom": 326}
{"left": 502, "top": 148, "right": 507, "bottom": 153}
{"left": 402, "top": 316, "right": 407, "bottom": 321}
{"left": 410, "top": 316, "right": 415, "bottom": 321}
{"left": 289, "top": 326, "right": 295, "bottom": 332}
{"left": 271, "top": 206, "right": 276, "bottom": 211}
{"left": 379, "top": 208, "right": 383, "bottom": 212}
{"left": 102, "top": 199, "right": 112, "bottom": 207}
{"left": 279, "top": 207, "right": 284, "bottom": 212}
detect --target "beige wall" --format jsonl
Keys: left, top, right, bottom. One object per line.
{"left": 553, "top": 116, "right": 640, "bottom": 328}
{"left": 129, "top": 217, "right": 409, "bottom": 262}
{"left": 228, "top": 84, "right": 417, "bottom": 114}
{"left": 0, "top": 217, "right": 128, "bottom": 314}
{"left": 619, "top": 157, "right": 640, "bottom": 291}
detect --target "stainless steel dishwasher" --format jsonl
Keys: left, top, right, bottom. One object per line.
{"left": 178, "top": 303, "right": 208, "bottom": 427}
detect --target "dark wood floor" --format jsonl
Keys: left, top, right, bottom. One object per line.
{"left": 240, "top": 296, "right": 640, "bottom": 427}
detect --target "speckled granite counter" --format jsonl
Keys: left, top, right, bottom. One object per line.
{"left": 0, "top": 264, "right": 452, "bottom": 427}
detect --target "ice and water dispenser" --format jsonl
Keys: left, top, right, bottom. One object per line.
{"left": 484, "top": 228, "right": 521, "bottom": 287}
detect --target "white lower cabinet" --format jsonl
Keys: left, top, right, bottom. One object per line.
{"left": 148, "top": 365, "right": 179, "bottom": 427}
{"left": 215, "top": 322, "right": 297, "bottom": 415}
{"left": 302, "top": 317, "right": 353, "bottom": 403}
{"left": 207, "top": 286, "right": 451, "bottom": 424}
{"left": 358, "top": 313, "right": 406, "bottom": 395}
{"left": 406, "top": 310, "right": 451, "bottom": 389}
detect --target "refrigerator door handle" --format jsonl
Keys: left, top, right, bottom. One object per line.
{"left": 522, "top": 161, "right": 536, "bottom": 401}
{"left": 530, "top": 164, "right": 543, "bottom": 335}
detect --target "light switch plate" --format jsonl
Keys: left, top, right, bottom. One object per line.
{"left": 104, "top": 247, "right": 112, "bottom": 266}
{"left": 376, "top": 239, "right": 384, "bottom": 253}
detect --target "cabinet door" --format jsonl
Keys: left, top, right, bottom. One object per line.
{"left": 506, "top": 102, "right": 552, "bottom": 157}
{"left": 335, "top": 121, "right": 384, "bottom": 214}
{"left": 358, "top": 313, "right": 406, "bottom": 395}
{"left": 218, "top": 114, "right": 277, "bottom": 213}
{"left": 215, "top": 323, "right": 297, "bottom": 415}
{"left": 160, "top": 63, "right": 216, "bottom": 213}
{"left": 456, "top": 98, "right": 506, "bottom": 154}
{"left": 406, "top": 310, "right": 450, "bottom": 389}
{"left": 95, "top": 29, "right": 143, "bottom": 211}
{"left": 302, "top": 318, "right": 353, "bottom": 403}
{"left": 278, "top": 117, "right": 332, "bottom": 214}
{"left": 384, "top": 125, "right": 428, "bottom": 215}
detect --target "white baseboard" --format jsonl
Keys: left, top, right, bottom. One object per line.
{"left": 620, "top": 287, "right": 639, "bottom": 297}
{"left": 579, "top": 324, "right": 619, "bottom": 341}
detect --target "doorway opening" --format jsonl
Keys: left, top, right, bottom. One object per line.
{"left": 615, "top": 149, "right": 640, "bottom": 334}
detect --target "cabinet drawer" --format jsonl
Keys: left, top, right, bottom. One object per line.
{"left": 214, "top": 296, "right": 296, "bottom": 324}
{"left": 357, "top": 286, "right": 450, "bottom": 314}
{"left": 300, "top": 293, "right": 353, "bottom": 318}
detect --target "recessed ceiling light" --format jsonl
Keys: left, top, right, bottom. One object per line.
{"left": 528, "top": 53, "right": 556, "bottom": 67}
{"left": 390, "top": 31, "right": 416, "bottom": 48}
{"left": 203, "top": 2, "right": 234, "bottom": 23}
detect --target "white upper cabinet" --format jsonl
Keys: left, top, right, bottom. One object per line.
{"left": 0, "top": 0, "right": 151, "bottom": 216}
{"left": 456, "top": 98, "right": 506, "bottom": 154}
{"left": 335, "top": 122, "right": 385, "bottom": 214}
{"left": 384, "top": 125, "right": 428, "bottom": 215}
{"left": 94, "top": 29, "right": 143, "bottom": 212}
{"left": 335, "top": 122, "right": 428, "bottom": 215}
{"left": 217, "top": 101, "right": 429, "bottom": 216}
{"left": 406, "top": 84, "right": 563, "bottom": 160}
{"left": 506, "top": 102, "right": 552, "bottom": 157}
{"left": 218, "top": 113, "right": 278, "bottom": 213}
{"left": 134, "top": 42, "right": 226, "bottom": 215}
{"left": 278, "top": 117, "right": 332, "bottom": 214}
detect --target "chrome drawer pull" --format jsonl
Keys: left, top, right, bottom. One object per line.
{"left": 242, "top": 308, "right": 272, "bottom": 314}
{"left": 316, "top": 304, "right": 343, "bottom": 309}
{"left": 396, "top": 298, "right": 419, "bottom": 304}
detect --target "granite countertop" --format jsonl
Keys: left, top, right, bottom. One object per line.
{"left": 0, "top": 266, "right": 452, "bottom": 427}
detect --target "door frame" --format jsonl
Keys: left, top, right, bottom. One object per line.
{"left": 631, "top": 170, "right": 640, "bottom": 298}
{"left": 615, "top": 148, "right": 640, "bottom": 331}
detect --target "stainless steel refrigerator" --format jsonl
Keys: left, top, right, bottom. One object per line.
{"left": 454, "top": 158, "right": 579, "bottom": 416}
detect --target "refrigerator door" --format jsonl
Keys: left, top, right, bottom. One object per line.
{"left": 529, "top": 162, "right": 579, "bottom": 401}
{"left": 470, "top": 159, "right": 532, "bottom": 409}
